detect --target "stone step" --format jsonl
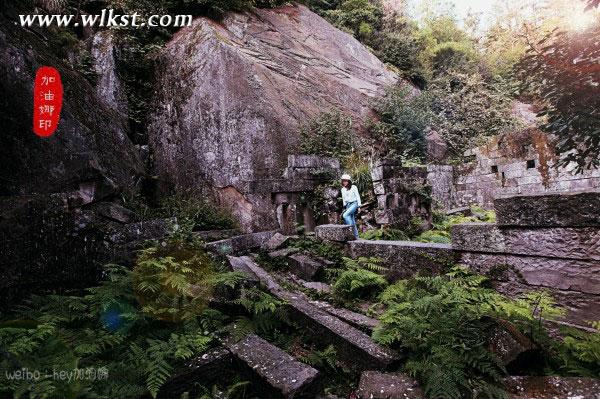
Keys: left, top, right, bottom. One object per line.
{"left": 226, "top": 334, "right": 320, "bottom": 398}
{"left": 494, "top": 190, "right": 600, "bottom": 227}
{"left": 315, "top": 224, "right": 356, "bottom": 242}
{"left": 348, "top": 240, "right": 457, "bottom": 282}
{"left": 232, "top": 256, "right": 401, "bottom": 371}
{"left": 357, "top": 371, "right": 424, "bottom": 399}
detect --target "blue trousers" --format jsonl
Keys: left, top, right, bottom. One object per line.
{"left": 343, "top": 201, "right": 359, "bottom": 238}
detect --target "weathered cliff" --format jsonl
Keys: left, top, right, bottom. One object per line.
{"left": 0, "top": 18, "right": 144, "bottom": 305}
{"left": 148, "top": 4, "right": 400, "bottom": 231}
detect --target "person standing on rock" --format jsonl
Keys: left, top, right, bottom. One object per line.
{"left": 340, "top": 174, "right": 361, "bottom": 238}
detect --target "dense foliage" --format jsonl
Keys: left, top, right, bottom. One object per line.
{"left": 332, "top": 257, "right": 388, "bottom": 300}
{"left": 518, "top": 24, "right": 600, "bottom": 171}
{"left": 299, "top": 109, "right": 355, "bottom": 158}
{"left": 374, "top": 266, "right": 564, "bottom": 398}
{"left": 0, "top": 261, "right": 216, "bottom": 398}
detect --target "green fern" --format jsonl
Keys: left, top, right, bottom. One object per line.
{"left": 0, "top": 251, "right": 221, "bottom": 399}
{"left": 373, "top": 266, "right": 563, "bottom": 398}
{"left": 332, "top": 269, "right": 388, "bottom": 300}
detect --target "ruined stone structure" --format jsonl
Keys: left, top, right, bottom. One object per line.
{"left": 274, "top": 155, "right": 341, "bottom": 234}
{"left": 343, "top": 190, "right": 600, "bottom": 329}
{"left": 371, "top": 159, "right": 432, "bottom": 228}
{"left": 428, "top": 129, "right": 600, "bottom": 209}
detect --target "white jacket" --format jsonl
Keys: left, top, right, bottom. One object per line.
{"left": 341, "top": 185, "right": 362, "bottom": 207}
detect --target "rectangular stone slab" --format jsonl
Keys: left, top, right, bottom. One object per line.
{"left": 357, "top": 371, "right": 424, "bottom": 399}
{"left": 315, "top": 224, "right": 356, "bottom": 242}
{"left": 237, "top": 256, "right": 401, "bottom": 370}
{"left": 451, "top": 223, "right": 600, "bottom": 260}
{"left": 227, "top": 334, "right": 320, "bottom": 399}
{"left": 348, "top": 240, "right": 457, "bottom": 282}
{"left": 494, "top": 190, "right": 600, "bottom": 227}
{"left": 493, "top": 280, "right": 600, "bottom": 328}
{"left": 503, "top": 376, "right": 600, "bottom": 398}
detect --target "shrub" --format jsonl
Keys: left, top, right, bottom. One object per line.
{"left": 0, "top": 263, "right": 217, "bottom": 398}
{"left": 300, "top": 109, "right": 355, "bottom": 158}
{"left": 324, "top": 0, "right": 384, "bottom": 40}
{"left": 360, "top": 227, "right": 409, "bottom": 241}
{"left": 414, "top": 229, "right": 451, "bottom": 244}
{"left": 553, "top": 321, "right": 600, "bottom": 377}
{"left": 427, "top": 72, "right": 521, "bottom": 160}
{"left": 133, "top": 238, "right": 218, "bottom": 322}
{"left": 158, "top": 194, "right": 237, "bottom": 231}
{"left": 370, "top": 86, "right": 432, "bottom": 162}
{"left": 328, "top": 257, "right": 387, "bottom": 300}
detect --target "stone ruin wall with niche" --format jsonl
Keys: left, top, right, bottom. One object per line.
{"left": 427, "top": 128, "right": 600, "bottom": 210}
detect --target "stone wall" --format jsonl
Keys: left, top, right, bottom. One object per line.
{"left": 427, "top": 129, "right": 600, "bottom": 209}
{"left": 453, "top": 190, "right": 600, "bottom": 328}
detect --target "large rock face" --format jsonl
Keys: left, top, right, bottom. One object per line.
{"left": 148, "top": 4, "right": 399, "bottom": 231}
{"left": 0, "top": 19, "right": 143, "bottom": 306}
{"left": 0, "top": 21, "right": 141, "bottom": 197}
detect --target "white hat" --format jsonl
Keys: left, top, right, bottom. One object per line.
{"left": 340, "top": 174, "right": 352, "bottom": 181}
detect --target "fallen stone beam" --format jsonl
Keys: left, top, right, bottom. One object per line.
{"left": 227, "top": 255, "right": 260, "bottom": 285}
{"left": 357, "top": 371, "right": 424, "bottom": 399}
{"left": 268, "top": 247, "right": 300, "bottom": 258}
{"left": 232, "top": 256, "right": 401, "bottom": 370}
{"left": 348, "top": 240, "right": 457, "bottom": 282}
{"left": 226, "top": 334, "right": 320, "bottom": 399}
{"left": 205, "top": 230, "right": 277, "bottom": 255}
{"left": 315, "top": 224, "right": 356, "bottom": 242}
{"left": 451, "top": 223, "right": 600, "bottom": 261}
{"left": 302, "top": 281, "right": 331, "bottom": 294}
{"left": 487, "top": 319, "right": 538, "bottom": 368}
{"left": 309, "top": 300, "right": 379, "bottom": 332}
{"left": 494, "top": 190, "right": 600, "bottom": 227}
{"left": 158, "top": 347, "right": 234, "bottom": 399}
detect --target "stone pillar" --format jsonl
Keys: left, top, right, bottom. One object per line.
{"left": 371, "top": 159, "right": 432, "bottom": 229}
